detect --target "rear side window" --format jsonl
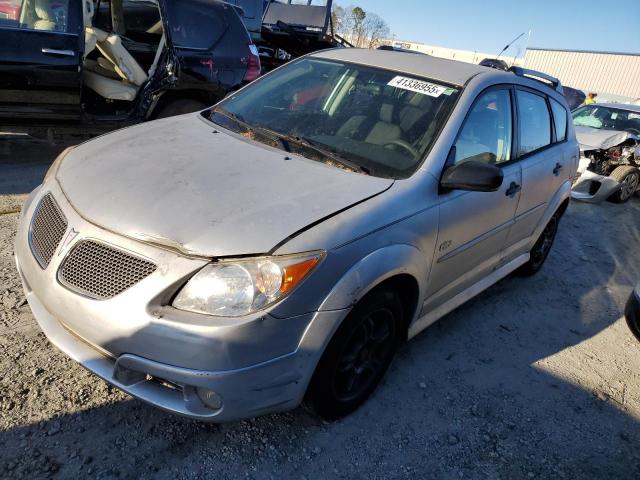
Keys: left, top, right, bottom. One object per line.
{"left": 550, "top": 98, "right": 568, "bottom": 142}
{"left": 516, "top": 90, "right": 551, "bottom": 156}
{"left": 454, "top": 89, "right": 513, "bottom": 165}
{"left": 1, "top": 0, "right": 71, "bottom": 32}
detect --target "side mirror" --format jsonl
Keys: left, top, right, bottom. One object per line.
{"left": 441, "top": 160, "right": 504, "bottom": 192}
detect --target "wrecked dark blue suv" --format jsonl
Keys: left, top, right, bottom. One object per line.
{"left": 0, "top": 0, "right": 260, "bottom": 135}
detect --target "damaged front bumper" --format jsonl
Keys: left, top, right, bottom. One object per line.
{"left": 570, "top": 156, "right": 621, "bottom": 203}
{"left": 571, "top": 170, "right": 621, "bottom": 204}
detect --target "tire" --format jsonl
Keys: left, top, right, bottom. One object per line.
{"left": 153, "top": 99, "right": 209, "bottom": 119}
{"left": 517, "top": 212, "right": 560, "bottom": 276}
{"left": 607, "top": 165, "right": 640, "bottom": 203}
{"left": 305, "top": 287, "right": 403, "bottom": 421}
{"left": 625, "top": 292, "right": 640, "bottom": 342}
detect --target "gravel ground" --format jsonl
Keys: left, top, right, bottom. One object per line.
{"left": 1, "top": 136, "right": 640, "bottom": 479}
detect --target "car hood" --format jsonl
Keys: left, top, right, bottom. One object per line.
{"left": 575, "top": 125, "right": 638, "bottom": 151}
{"left": 56, "top": 114, "right": 393, "bottom": 257}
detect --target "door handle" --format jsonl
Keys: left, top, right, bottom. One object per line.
{"left": 42, "top": 48, "right": 75, "bottom": 57}
{"left": 505, "top": 182, "right": 521, "bottom": 197}
{"left": 553, "top": 163, "right": 563, "bottom": 176}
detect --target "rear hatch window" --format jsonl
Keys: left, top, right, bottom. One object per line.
{"left": 164, "top": 0, "right": 234, "bottom": 49}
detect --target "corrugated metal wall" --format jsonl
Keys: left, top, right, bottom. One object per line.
{"left": 524, "top": 49, "right": 640, "bottom": 99}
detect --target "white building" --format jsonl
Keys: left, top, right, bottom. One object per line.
{"left": 383, "top": 40, "right": 640, "bottom": 103}
{"left": 524, "top": 48, "right": 640, "bottom": 102}
{"left": 385, "top": 39, "right": 524, "bottom": 66}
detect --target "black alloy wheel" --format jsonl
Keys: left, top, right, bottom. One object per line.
{"left": 517, "top": 213, "right": 560, "bottom": 276}
{"left": 306, "top": 287, "right": 403, "bottom": 420}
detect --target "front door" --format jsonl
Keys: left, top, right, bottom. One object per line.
{"left": 426, "top": 87, "right": 521, "bottom": 307}
{"left": 0, "top": 0, "right": 83, "bottom": 121}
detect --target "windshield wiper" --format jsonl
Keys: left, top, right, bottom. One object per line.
{"left": 278, "top": 134, "right": 370, "bottom": 175}
{"left": 212, "top": 108, "right": 291, "bottom": 152}
{"left": 211, "top": 109, "right": 369, "bottom": 174}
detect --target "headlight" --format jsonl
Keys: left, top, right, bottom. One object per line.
{"left": 44, "top": 146, "right": 74, "bottom": 183}
{"left": 173, "top": 251, "right": 325, "bottom": 317}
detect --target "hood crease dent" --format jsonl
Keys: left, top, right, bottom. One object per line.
{"left": 575, "top": 126, "right": 639, "bottom": 151}
{"left": 56, "top": 114, "right": 394, "bottom": 258}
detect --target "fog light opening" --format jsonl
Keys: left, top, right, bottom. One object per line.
{"left": 196, "top": 387, "right": 223, "bottom": 410}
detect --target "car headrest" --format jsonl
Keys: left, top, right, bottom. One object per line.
{"left": 35, "top": 0, "right": 53, "bottom": 20}
{"left": 380, "top": 104, "right": 394, "bottom": 124}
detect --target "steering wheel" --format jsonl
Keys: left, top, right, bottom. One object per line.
{"left": 627, "top": 128, "right": 640, "bottom": 136}
{"left": 383, "top": 140, "right": 419, "bottom": 158}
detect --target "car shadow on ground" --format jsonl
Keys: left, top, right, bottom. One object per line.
{"left": 0, "top": 135, "right": 69, "bottom": 198}
{"left": 1, "top": 139, "right": 640, "bottom": 479}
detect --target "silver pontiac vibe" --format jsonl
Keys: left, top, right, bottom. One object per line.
{"left": 15, "top": 49, "right": 578, "bottom": 422}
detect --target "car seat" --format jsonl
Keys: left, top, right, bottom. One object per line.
{"left": 337, "top": 104, "right": 402, "bottom": 146}
{"left": 87, "top": 27, "right": 148, "bottom": 86}
{"left": 32, "top": 0, "right": 56, "bottom": 30}
{"left": 83, "top": 26, "right": 150, "bottom": 102}
{"left": 399, "top": 93, "right": 434, "bottom": 139}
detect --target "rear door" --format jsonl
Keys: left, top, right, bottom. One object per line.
{"left": 508, "top": 88, "right": 573, "bottom": 250}
{"left": 426, "top": 87, "right": 522, "bottom": 305}
{"left": 0, "top": 0, "right": 83, "bottom": 121}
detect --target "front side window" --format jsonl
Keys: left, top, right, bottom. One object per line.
{"left": 517, "top": 90, "right": 551, "bottom": 156}
{"left": 0, "top": 0, "right": 70, "bottom": 32}
{"left": 550, "top": 98, "right": 567, "bottom": 142}
{"left": 454, "top": 89, "right": 513, "bottom": 165}
{"left": 208, "top": 58, "right": 460, "bottom": 179}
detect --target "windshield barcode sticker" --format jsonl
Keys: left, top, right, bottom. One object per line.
{"left": 387, "top": 76, "right": 447, "bottom": 97}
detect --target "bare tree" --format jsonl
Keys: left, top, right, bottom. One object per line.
{"left": 351, "top": 6, "right": 367, "bottom": 47}
{"left": 332, "top": 4, "right": 391, "bottom": 48}
{"left": 364, "top": 13, "right": 390, "bottom": 49}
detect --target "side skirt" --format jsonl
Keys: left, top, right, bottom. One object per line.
{"left": 408, "top": 253, "right": 530, "bottom": 339}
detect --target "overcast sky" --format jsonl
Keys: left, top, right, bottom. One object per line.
{"left": 342, "top": 0, "right": 640, "bottom": 56}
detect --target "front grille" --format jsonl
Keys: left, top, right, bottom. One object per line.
{"left": 58, "top": 240, "right": 157, "bottom": 300}
{"left": 29, "top": 193, "right": 68, "bottom": 268}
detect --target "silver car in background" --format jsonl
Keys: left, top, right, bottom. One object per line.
{"left": 15, "top": 49, "right": 578, "bottom": 422}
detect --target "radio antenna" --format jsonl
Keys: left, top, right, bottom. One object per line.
{"left": 496, "top": 32, "right": 526, "bottom": 59}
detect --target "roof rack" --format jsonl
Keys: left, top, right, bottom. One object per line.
{"left": 508, "top": 66, "right": 564, "bottom": 93}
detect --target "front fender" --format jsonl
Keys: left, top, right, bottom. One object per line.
{"left": 318, "top": 244, "right": 429, "bottom": 317}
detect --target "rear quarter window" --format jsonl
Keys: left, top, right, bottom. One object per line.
{"left": 550, "top": 98, "right": 568, "bottom": 142}
{"left": 517, "top": 90, "right": 551, "bottom": 156}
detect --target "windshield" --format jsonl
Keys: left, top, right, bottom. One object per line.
{"left": 206, "top": 58, "right": 460, "bottom": 178}
{"left": 573, "top": 105, "right": 640, "bottom": 135}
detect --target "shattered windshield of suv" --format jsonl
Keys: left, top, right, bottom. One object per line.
{"left": 205, "top": 58, "right": 460, "bottom": 179}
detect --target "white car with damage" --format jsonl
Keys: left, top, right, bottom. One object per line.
{"left": 571, "top": 103, "right": 640, "bottom": 204}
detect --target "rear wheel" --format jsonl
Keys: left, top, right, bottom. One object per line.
{"left": 305, "top": 287, "right": 403, "bottom": 421}
{"left": 607, "top": 166, "right": 640, "bottom": 203}
{"left": 153, "top": 99, "right": 208, "bottom": 119}
{"left": 517, "top": 212, "right": 559, "bottom": 276}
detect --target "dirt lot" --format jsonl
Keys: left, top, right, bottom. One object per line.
{"left": 1, "top": 135, "right": 640, "bottom": 480}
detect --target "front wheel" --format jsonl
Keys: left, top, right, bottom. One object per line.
{"left": 517, "top": 212, "right": 559, "bottom": 276}
{"left": 608, "top": 166, "right": 640, "bottom": 203}
{"left": 305, "top": 287, "right": 403, "bottom": 421}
